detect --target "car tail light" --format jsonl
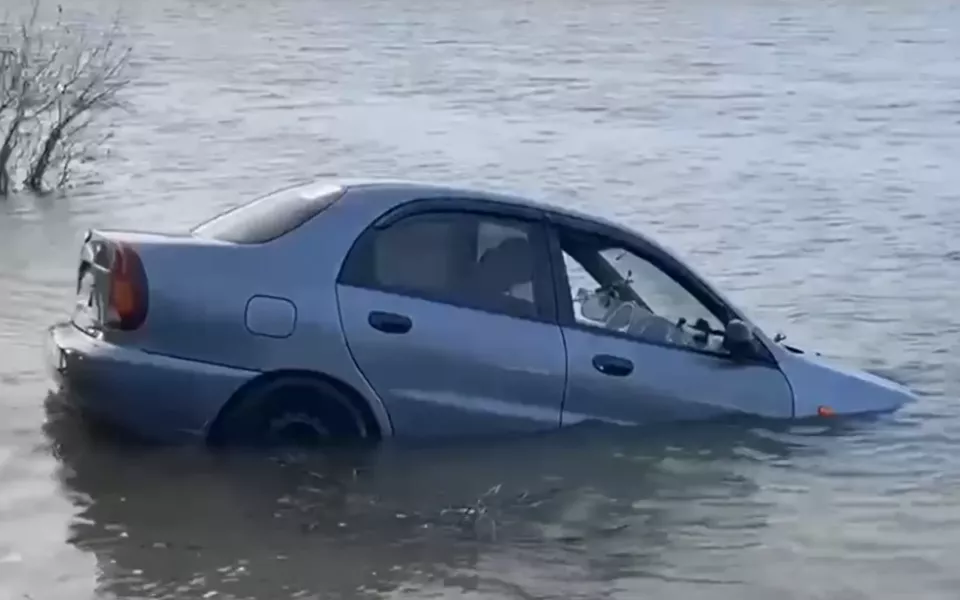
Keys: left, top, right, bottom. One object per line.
{"left": 107, "top": 243, "right": 148, "bottom": 330}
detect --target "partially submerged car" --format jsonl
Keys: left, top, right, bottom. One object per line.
{"left": 45, "top": 179, "right": 917, "bottom": 446}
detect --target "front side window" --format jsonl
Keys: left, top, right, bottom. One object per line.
{"left": 558, "top": 230, "right": 729, "bottom": 354}
{"left": 340, "top": 211, "right": 547, "bottom": 320}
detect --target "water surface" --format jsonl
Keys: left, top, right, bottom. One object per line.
{"left": 1, "top": 0, "right": 958, "bottom": 598}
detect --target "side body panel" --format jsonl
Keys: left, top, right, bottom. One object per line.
{"left": 334, "top": 196, "right": 569, "bottom": 438}
{"left": 110, "top": 183, "right": 581, "bottom": 438}
{"left": 773, "top": 346, "right": 915, "bottom": 417}
{"left": 336, "top": 287, "right": 567, "bottom": 437}
{"left": 47, "top": 322, "right": 255, "bottom": 443}
{"left": 561, "top": 328, "right": 795, "bottom": 426}
{"left": 542, "top": 211, "right": 796, "bottom": 426}
{"left": 102, "top": 187, "right": 418, "bottom": 436}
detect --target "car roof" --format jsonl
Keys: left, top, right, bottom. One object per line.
{"left": 330, "top": 177, "right": 632, "bottom": 233}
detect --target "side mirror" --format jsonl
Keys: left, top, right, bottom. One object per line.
{"left": 723, "top": 319, "right": 757, "bottom": 358}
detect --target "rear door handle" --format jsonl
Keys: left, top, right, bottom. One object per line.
{"left": 368, "top": 311, "right": 412, "bottom": 334}
{"left": 592, "top": 354, "right": 633, "bottom": 377}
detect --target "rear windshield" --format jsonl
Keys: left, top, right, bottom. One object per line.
{"left": 192, "top": 183, "right": 345, "bottom": 243}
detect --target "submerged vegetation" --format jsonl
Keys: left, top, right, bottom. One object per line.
{"left": 0, "top": 0, "right": 130, "bottom": 196}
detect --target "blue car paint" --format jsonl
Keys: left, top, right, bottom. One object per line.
{"left": 244, "top": 295, "right": 298, "bottom": 339}
{"left": 337, "top": 286, "right": 568, "bottom": 437}
{"left": 773, "top": 345, "right": 917, "bottom": 417}
{"left": 46, "top": 321, "right": 254, "bottom": 443}
{"left": 559, "top": 326, "right": 796, "bottom": 426}
{"left": 44, "top": 178, "right": 918, "bottom": 445}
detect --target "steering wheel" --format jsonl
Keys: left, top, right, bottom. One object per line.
{"left": 676, "top": 317, "right": 723, "bottom": 337}
{"left": 596, "top": 277, "right": 654, "bottom": 314}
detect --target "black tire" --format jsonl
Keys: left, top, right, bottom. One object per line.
{"left": 210, "top": 375, "right": 370, "bottom": 449}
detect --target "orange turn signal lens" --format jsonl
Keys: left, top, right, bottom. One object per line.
{"left": 817, "top": 405, "right": 836, "bottom": 417}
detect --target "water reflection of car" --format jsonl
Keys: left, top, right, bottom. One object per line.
{"left": 43, "top": 395, "right": 792, "bottom": 600}
{"left": 43, "top": 178, "right": 917, "bottom": 446}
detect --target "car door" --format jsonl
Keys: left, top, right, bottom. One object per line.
{"left": 336, "top": 203, "right": 568, "bottom": 438}
{"left": 547, "top": 219, "right": 794, "bottom": 426}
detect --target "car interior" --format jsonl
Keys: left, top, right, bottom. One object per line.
{"left": 368, "top": 214, "right": 540, "bottom": 318}
{"left": 561, "top": 234, "right": 728, "bottom": 353}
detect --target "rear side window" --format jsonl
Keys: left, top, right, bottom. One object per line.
{"left": 192, "top": 183, "right": 345, "bottom": 243}
{"left": 340, "top": 211, "right": 552, "bottom": 321}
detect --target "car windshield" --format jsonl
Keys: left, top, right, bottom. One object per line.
{"left": 192, "top": 183, "right": 345, "bottom": 244}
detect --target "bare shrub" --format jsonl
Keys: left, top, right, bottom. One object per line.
{"left": 0, "top": 0, "right": 130, "bottom": 196}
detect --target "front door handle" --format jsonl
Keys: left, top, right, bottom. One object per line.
{"left": 592, "top": 354, "right": 633, "bottom": 377}
{"left": 368, "top": 311, "right": 412, "bottom": 334}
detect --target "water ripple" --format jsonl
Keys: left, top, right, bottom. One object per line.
{"left": 0, "top": 0, "right": 958, "bottom": 598}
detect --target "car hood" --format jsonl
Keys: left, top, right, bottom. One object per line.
{"left": 772, "top": 343, "right": 917, "bottom": 418}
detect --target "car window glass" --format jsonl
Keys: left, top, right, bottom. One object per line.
{"left": 562, "top": 251, "right": 607, "bottom": 326}
{"left": 600, "top": 247, "right": 724, "bottom": 333}
{"left": 478, "top": 221, "right": 534, "bottom": 302}
{"left": 345, "top": 212, "right": 542, "bottom": 319}
{"left": 372, "top": 216, "right": 457, "bottom": 293}
{"left": 193, "top": 184, "right": 344, "bottom": 243}
{"left": 559, "top": 233, "right": 727, "bottom": 354}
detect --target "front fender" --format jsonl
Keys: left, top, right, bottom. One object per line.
{"left": 774, "top": 345, "right": 916, "bottom": 417}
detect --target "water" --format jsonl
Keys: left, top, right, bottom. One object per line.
{"left": 1, "top": 0, "right": 959, "bottom": 597}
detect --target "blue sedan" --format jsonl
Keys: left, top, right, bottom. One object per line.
{"left": 44, "top": 179, "right": 917, "bottom": 447}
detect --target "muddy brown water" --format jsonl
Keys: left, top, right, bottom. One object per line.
{"left": 1, "top": 0, "right": 959, "bottom": 598}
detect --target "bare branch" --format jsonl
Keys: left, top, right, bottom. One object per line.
{"left": 0, "top": 0, "right": 132, "bottom": 195}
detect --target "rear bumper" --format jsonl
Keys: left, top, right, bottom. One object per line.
{"left": 45, "top": 322, "right": 257, "bottom": 444}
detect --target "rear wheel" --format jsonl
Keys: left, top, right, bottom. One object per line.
{"left": 210, "top": 376, "right": 370, "bottom": 449}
